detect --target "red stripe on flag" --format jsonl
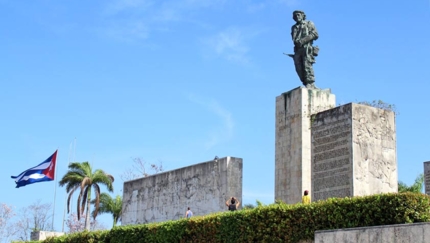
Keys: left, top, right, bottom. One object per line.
{"left": 43, "top": 150, "right": 57, "bottom": 180}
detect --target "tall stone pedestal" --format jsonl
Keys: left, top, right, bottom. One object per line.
{"left": 275, "top": 87, "right": 335, "bottom": 204}
{"left": 311, "top": 103, "right": 397, "bottom": 201}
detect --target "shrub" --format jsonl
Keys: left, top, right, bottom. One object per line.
{"left": 41, "top": 193, "right": 430, "bottom": 243}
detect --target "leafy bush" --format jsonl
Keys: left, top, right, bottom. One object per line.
{"left": 42, "top": 230, "right": 109, "bottom": 243}
{"left": 41, "top": 193, "right": 430, "bottom": 243}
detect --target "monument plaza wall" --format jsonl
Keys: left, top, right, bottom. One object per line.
{"left": 315, "top": 222, "right": 430, "bottom": 243}
{"left": 311, "top": 103, "right": 397, "bottom": 201}
{"left": 122, "top": 156, "right": 242, "bottom": 225}
{"left": 275, "top": 87, "right": 335, "bottom": 204}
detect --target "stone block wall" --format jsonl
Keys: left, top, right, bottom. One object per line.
{"left": 122, "top": 156, "right": 242, "bottom": 225}
{"left": 424, "top": 161, "right": 430, "bottom": 195}
{"left": 311, "top": 104, "right": 352, "bottom": 200}
{"left": 311, "top": 103, "right": 397, "bottom": 201}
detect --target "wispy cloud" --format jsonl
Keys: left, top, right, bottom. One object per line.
{"left": 277, "top": 0, "right": 299, "bottom": 7}
{"left": 104, "top": 0, "right": 154, "bottom": 15}
{"left": 181, "top": 0, "right": 226, "bottom": 9}
{"left": 246, "top": 3, "right": 266, "bottom": 13}
{"left": 103, "top": 20, "right": 149, "bottom": 42}
{"left": 100, "top": 0, "right": 226, "bottom": 42}
{"left": 246, "top": 0, "right": 299, "bottom": 13}
{"left": 203, "top": 27, "right": 250, "bottom": 64}
{"left": 186, "top": 94, "right": 234, "bottom": 150}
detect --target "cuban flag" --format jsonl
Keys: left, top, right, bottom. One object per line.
{"left": 11, "top": 150, "right": 58, "bottom": 188}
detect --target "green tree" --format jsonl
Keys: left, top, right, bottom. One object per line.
{"left": 91, "top": 193, "right": 122, "bottom": 227}
{"left": 256, "top": 200, "right": 265, "bottom": 207}
{"left": 242, "top": 200, "right": 265, "bottom": 210}
{"left": 242, "top": 204, "right": 255, "bottom": 210}
{"left": 398, "top": 174, "right": 424, "bottom": 193}
{"left": 59, "top": 162, "right": 114, "bottom": 231}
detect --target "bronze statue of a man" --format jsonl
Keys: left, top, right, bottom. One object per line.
{"left": 291, "top": 10, "right": 319, "bottom": 88}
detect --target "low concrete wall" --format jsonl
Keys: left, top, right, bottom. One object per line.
{"left": 30, "top": 231, "right": 65, "bottom": 241}
{"left": 122, "top": 156, "right": 242, "bottom": 225}
{"left": 315, "top": 222, "right": 430, "bottom": 243}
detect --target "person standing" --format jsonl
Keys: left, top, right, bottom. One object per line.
{"left": 226, "top": 197, "right": 240, "bottom": 211}
{"left": 185, "top": 207, "right": 193, "bottom": 218}
{"left": 302, "top": 190, "right": 311, "bottom": 204}
{"left": 291, "top": 10, "right": 319, "bottom": 88}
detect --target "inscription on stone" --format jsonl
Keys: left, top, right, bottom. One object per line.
{"left": 314, "top": 188, "right": 351, "bottom": 200}
{"left": 312, "top": 118, "right": 352, "bottom": 201}
{"left": 426, "top": 175, "right": 430, "bottom": 195}
{"left": 424, "top": 161, "right": 430, "bottom": 195}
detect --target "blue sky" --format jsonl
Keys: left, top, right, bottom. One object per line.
{"left": 1, "top": 0, "right": 430, "bottom": 233}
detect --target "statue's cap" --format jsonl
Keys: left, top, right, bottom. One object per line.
{"left": 293, "top": 10, "right": 305, "bottom": 15}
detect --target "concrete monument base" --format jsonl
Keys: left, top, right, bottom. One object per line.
{"left": 275, "top": 86, "right": 335, "bottom": 204}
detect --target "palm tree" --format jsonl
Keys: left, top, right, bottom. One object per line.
{"left": 91, "top": 193, "right": 122, "bottom": 227}
{"left": 59, "top": 162, "right": 114, "bottom": 231}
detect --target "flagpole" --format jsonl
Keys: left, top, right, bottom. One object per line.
{"left": 73, "top": 138, "right": 76, "bottom": 162}
{"left": 72, "top": 138, "right": 76, "bottom": 211}
{"left": 52, "top": 149, "right": 59, "bottom": 230}
{"left": 62, "top": 139, "right": 75, "bottom": 232}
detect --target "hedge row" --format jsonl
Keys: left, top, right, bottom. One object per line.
{"left": 42, "top": 193, "right": 430, "bottom": 243}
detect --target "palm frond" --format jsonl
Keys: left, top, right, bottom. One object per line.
{"left": 66, "top": 186, "right": 79, "bottom": 213}
{"left": 92, "top": 193, "right": 111, "bottom": 214}
{"left": 80, "top": 162, "right": 93, "bottom": 177}
{"left": 90, "top": 193, "right": 123, "bottom": 226}
{"left": 92, "top": 170, "right": 114, "bottom": 191}
{"left": 81, "top": 186, "right": 90, "bottom": 216}
{"left": 59, "top": 172, "right": 85, "bottom": 188}
{"left": 106, "top": 174, "right": 114, "bottom": 183}
{"left": 92, "top": 184, "right": 101, "bottom": 219}
{"left": 77, "top": 190, "right": 83, "bottom": 220}
{"left": 68, "top": 162, "right": 88, "bottom": 171}
{"left": 114, "top": 195, "right": 123, "bottom": 223}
